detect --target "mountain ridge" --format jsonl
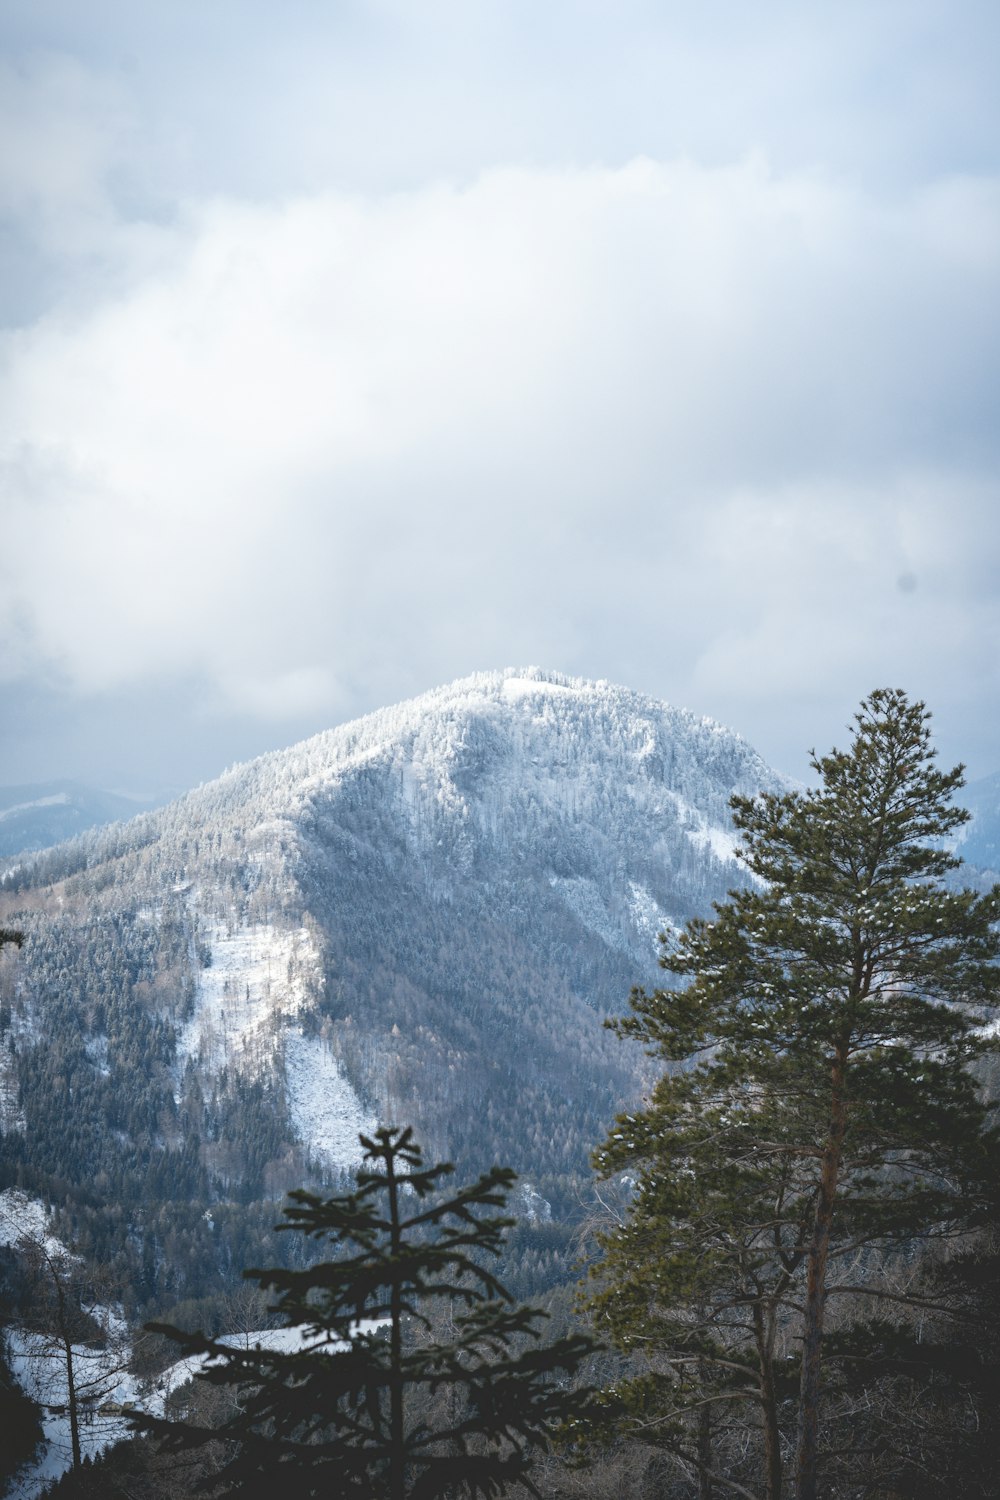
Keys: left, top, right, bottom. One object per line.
{"left": 0, "top": 782, "right": 167, "bottom": 860}
{"left": 4, "top": 668, "right": 995, "bottom": 1321}
{"left": 0, "top": 670, "right": 802, "bottom": 1312}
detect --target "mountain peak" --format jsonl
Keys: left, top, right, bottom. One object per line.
{"left": 0, "top": 669, "right": 783, "bottom": 1222}
{"left": 173, "top": 667, "right": 766, "bottom": 830}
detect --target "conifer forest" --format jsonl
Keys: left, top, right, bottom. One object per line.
{"left": 0, "top": 680, "right": 998, "bottom": 1498}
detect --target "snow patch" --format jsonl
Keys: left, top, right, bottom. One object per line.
{"left": 0, "top": 1189, "right": 65, "bottom": 1259}
{"left": 628, "top": 882, "right": 675, "bottom": 950}
{"left": 176, "top": 921, "right": 322, "bottom": 1076}
{"left": 685, "top": 822, "right": 741, "bottom": 865}
{"left": 172, "top": 911, "right": 373, "bottom": 1169}
{"left": 501, "top": 675, "right": 580, "bottom": 703}
{"left": 283, "top": 1031, "right": 376, "bottom": 1173}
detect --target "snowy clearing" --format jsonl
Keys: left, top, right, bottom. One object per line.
{"left": 283, "top": 1030, "right": 376, "bottom": 1173}
{"left": 629, "top": 882, "right": 674, "bottom": 950}
{"left": 0, "top": 1189, "right": 67, "bottom": 1260}
{"left": 149, "top": 1317, "right": 389, "bottom": 1405}
{"left": 4, "top": 1310, "right": 387, "bottom": 1500}
{"left": 176, "top": 919, "right": 322, "bottom": 1076}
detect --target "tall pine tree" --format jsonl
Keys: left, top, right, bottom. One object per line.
{"left": 589, "top": 689, "right": 1000, "bottom": 1500}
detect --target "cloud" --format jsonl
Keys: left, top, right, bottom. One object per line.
{"left": 0, "top": 151, "right": 998, "bottom": 774}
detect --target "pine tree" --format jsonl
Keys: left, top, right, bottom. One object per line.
{"left": 589, "top": 689, "right": 1000, "bottom": 1500}
{"left": 141, "top": 1127, "right": 596, "bottom": 1498}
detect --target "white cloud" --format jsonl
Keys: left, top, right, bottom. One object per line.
{"left": 0, "top": 53, "right": 123, "bottom": 226}
{"left": 0, "top": 149, "right": 998, "bottom": 768}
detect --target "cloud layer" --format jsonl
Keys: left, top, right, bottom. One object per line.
{"left": 1, "top": 8, "right": 999, "bottom": 783}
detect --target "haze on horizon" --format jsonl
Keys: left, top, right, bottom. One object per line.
{"left": 1, "top": 0, "right": 998, "bottom": 794}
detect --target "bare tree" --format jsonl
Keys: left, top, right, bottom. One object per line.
{"left": 1, "top": 1203, "right": 132, "bottom": 1474}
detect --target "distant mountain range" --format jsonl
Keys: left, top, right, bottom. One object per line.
{"left": 953, "top": 770, "right": 1000, "bottom": 875}
{"left": 0, "top": 782, "right": 168, "bottom": 859}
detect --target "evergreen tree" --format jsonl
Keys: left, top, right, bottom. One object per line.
{"left": 589, "top": 689, "right": 1000, "bottom": 1500}
{"left": 142, "top": 1127, "right": 597, "bottom": 1498}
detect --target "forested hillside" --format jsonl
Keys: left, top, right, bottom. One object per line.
{"left": 1, "top": 679, "right": 998, "bottom": 1500}
{"left": 0, "top": 669, "right": 780, "bottom": 1318}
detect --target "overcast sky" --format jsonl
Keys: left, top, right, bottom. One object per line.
{"left": 2, "top": 0, "right": 998, "bottom": 793}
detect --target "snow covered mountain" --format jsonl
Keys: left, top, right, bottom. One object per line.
{"left": 0, "top": 668, "right": 784, "bottom": 1304}
{"left": 0, "top": 783, "right": 166, "bottom": 859}
{"left": 953, "top": 770, "right": 1000, "bottom": 877}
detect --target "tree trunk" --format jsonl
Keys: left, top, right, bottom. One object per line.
{"left": 754, "top": 1303, "right": 783, "bottom": 1500}
{"left": 696, "top": 1367, "right": 713, "bottom": 1500}
{"left": 387, "top": 1152, "right": 405, "bottom": 1500}
{"left": 49, "top": 1258, "right": 83, "bottom": 1472}
{"left": 62, "top": 1329, "right": 81, "bottom": 1472}
{"left": 794, "top": 1053, "right": 848, "bottom": 1500}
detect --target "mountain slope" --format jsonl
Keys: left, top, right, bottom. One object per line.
{"left": 953, "top": 771, "right": 1000, "bottom": 877}
{"left": 0, "top": 669, "right": 784, "bottom": 1303}
{"left": 0, "top": 782, "right": 165, "bottom": 859}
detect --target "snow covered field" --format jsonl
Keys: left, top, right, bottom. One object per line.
{"left": 1, "top": 1190, "right": 136, "bottom": 1500}
{"left": 2, "top": 1188, "right": 386, "bottom": 1499}
{"left": 4, "top": 1318, "right": 386, "bottom": 1500}
{"left": 176, "top": 918, "right": 322, "bottom": 1075}
{"left": 283, "top": 1031, "right": 376, "bottom": 1173}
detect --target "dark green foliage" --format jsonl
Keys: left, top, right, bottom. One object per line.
{"left": 0, "top": 1340, "right": 43, "bottom": 1485}
{"left": 589, "top": 690, "right": 1000, "bottom": 1499}
{"left": 0, "top": 1243, "right": 44, "bottom": 1485}
{"left": 35, "top": 1433, "right": 228, "bottom": 1499}
{"left": 141, "top": 1128, "right": 598, "bottom": 1498}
